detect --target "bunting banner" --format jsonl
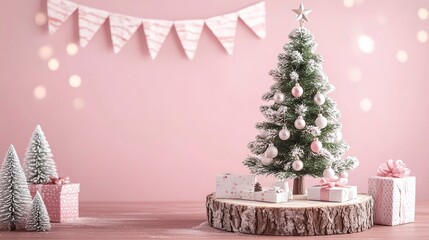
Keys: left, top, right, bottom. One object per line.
{"left": 142, "top": 20, "right": 173, "bottom": 59}
{"left": 78, "top": 6, "right": 109, "bottom": 48}
{"left": 46, "top": 0, "right": 266, "bottom": 59}
{"left": 47, "top": 0, "right": 77, "bottom": 35}
{"left": 205, "top": 13, "right": 238, "bottom": 55}
{"left": 109, "top": 14, "right": 142, "bottom": 53}
{"left": 238, "top": 1, "right": 266, "bottom": 39}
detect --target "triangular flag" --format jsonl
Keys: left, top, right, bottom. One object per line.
{"left": 109, "top": 14, "right": 142, "bottom": 53}
{"left": 78, "top": 6, "right": 109, "bottom": 48}
{"left": 47, "top": 0, "right": 77, "bottom": 35}
{"left": 174, "top": 20, "right": 204, "bottom": 60}
{"left": 238, "top": 1, "right": 266, "bottom": 39}
{"left": 205, "top": 13, "right": 238, "bottom": 55}
{"left": 142, "top": 19, "right": 173, "bottom": 59}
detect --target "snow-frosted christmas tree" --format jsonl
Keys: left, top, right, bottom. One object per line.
{"left": 244, "top": 3, "right": 358, "bottom": 194}
{"left": 0, "top": 145, "right": 32, "bottom": 231}
{"left": 25, "top": 192, "right": 51, "bottom": 232}
{"left": 24, "top": 125, "right": 58, "bottom": 184}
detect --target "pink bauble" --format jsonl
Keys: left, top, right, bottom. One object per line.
{"left": 311, "top": 139, "right": 322, "bottom": 153}
{"left": 261, "top": 156, "right": 273, "bottom": 166}
{"left": 291, "top": 84, "right": 303, "bottom": 98}
{"left": 279, "top": 128, "right": 290, "bottom": 140}
{"left": 339, "top": 171, "right": 348, "bottom": 179}
{"left": 323, "top": 168, "right": 335, "bottom": 179}
{"left": 294, "top": 116, "right": 306, "bottom": 129}
{"left": 314, "top": 91, "right": 326, "bottom": 105}
{"left": 292, "top": 160, "right": 304, "bottom": 171}
{"left": 273, "top": 92, "right": 285, "bottom": 104}
{"left": 265, "top": 145, "right": 278, "bottom": 158}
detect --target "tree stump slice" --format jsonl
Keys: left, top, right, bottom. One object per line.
{"left": 206, "top": 193, "right": 373, "bottom": 236}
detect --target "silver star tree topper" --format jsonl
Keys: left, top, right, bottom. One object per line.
{"left": 292, "top": 3, "right": 312, "bottom": 27}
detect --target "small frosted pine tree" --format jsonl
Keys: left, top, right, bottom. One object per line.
{"left": 25, "top": 192, "right": 51, "bottom": 232}
{"left": 24, "top": 125, "right": 58, "bottom": 184}
{"left": 0, "top": 145, "right": 32, "bottom": 231}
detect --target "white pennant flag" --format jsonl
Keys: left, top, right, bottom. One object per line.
{"left": 238, "top": 1, "right": 266, "bottom": 39}
{"left": 142, "top": 20, "right": 173, "bottom": 59}
{"left": 47, "top": 0, "right": 77, "bottom": 35}
{"left": 78, "top": 6, "right": 109, "bottom": 48}
{"left": 174, "top": 20, "right": 204, "bottom": 60}
{"left": 205, "top": 13, "right": 238, "bottom": 55}
{"left": 109, "top": 14, "right": 142, "bottom": 53}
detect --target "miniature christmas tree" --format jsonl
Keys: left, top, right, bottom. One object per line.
{"left": 24, "top": 125, "right": 58, "bottom": 184}
{"left": 0, "top": 145, "right": 32, "bottom": 231}
{"left": 25, "top": 192, "right": 51, "bottom": 232}
{"left": 244, "top": 4, "right": 359, "bottom": 194}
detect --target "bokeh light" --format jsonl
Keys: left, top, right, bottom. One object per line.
{"left": 48, "top": 58, "right": 60, "bottom": 71}
{"left": 73, "top": 98, "right": 85, "bottom": 110}
{"left": 360, "top": 98, "right": 372, "bottom": 111}
{"left": 343, "top": 0, "right": 355, "bottom": 8}
{"left": 33, "top": 86, "right": 47, "bottom": 100}
{"left": 34, "top": 12, "right": 47, "bottom": 26}
{"left": 69, "top": 75, "right": 82, "bottom": 88}
{"left": 348, "top": 67, "right": 362, "bottom": 82}
{"left": 417, "top": 30, "right": 428, "bottom": 43}
{"left": 66, "top": 43, "right": 79, "bottom": 56}
{"left": 358, "top": 35, "right": 375, "bottom": 54}
{"left": 38, "top": 46, "right": 53, "bottom": 60}
{"left": 418, "top": 8, "right": 428, "bottom": 20}
{"left": 396, "top": 51, "right": 408, "bottom": 63}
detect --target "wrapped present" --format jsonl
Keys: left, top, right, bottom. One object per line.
{"left": 242, "top": 187, "right": 288, "bottom": 203}
{"left": 307, "top": 177, "right": 357, "bottom": 202}
{"left": 215, "top": 174, "right": 256, "bottom": 199}
{"left": 28, "top": 178, "right": 79, "bottom": 223}
{"left": 253, "top": 187, "right": 288, "bottom": 203}
{"left": 368, "top": 160, "right": 415, "bottom": 226}
{"left": 272, "top": 180, "right": 293, "bottom": 200}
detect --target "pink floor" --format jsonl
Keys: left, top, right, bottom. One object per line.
{"left": 0, "top": 201, "right": 428, "bottom": 239}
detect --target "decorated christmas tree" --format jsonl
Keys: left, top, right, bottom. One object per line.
{"left": 25, "top": 192, "right": 51, "bottom": 232}
{"left": 244, "top": 4, "right": 359, "bottom": 194}
{"left": 0, "top": 145, "right": 32, "bottom": 231}
{"left": 24, "top": 125, "right": 58, "bottom": 184}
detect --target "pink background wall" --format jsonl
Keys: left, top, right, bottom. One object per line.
{"left": 0, "top": 0, "right": 428, "bottom": 202}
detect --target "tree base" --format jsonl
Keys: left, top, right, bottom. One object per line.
{"left": 206, "top": 193, "right": 373, "bottom": 236}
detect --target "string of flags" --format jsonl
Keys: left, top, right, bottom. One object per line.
{"left": 47, "top": 0, "right": 266, "bottom": 59}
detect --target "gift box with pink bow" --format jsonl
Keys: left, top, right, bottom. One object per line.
{"left": 28, "top": 177, "right": 80, "bottom": 223}
{"left": 368, "top": 160, "right": 415, "bottom": 226}
{"left": 307, "top": 172, "right": 357, "bottom": 202}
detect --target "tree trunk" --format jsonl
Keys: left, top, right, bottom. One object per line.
{"left": 293, "top": 176, "right": 304, "bottom": 195}
{"left": 206, "top": 193, "right": 374, "bottom": 236}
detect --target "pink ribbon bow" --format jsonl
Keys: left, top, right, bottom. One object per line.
{"left": 49, "top": 176, "right": 70, "bottom": 185}
{"left": 377, "top": 159, "right": 410, "bottom": 178}
{"left": 320, "top": 176, "right": 348, "bottom": 188}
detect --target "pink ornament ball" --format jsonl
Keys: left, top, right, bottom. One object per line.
{"left": 291, "top": 84, "right": 303, "bottom": 98}
{"left": 311, "top": 139, "right": 322, "bottom": 153}
{"left": 261, "top": 155, "right": 273, "bottom": 166}
{"left": 265, "top": 145, "right": 278, "bottom": 158}
{"left": 339, "top": 171, "right": 348, "bottom": 179}
{"left": 292, "top": 160, "right": 304, "bottom": 171}
{"left": 323, "top": 168, "right": 336, "bottom": 179}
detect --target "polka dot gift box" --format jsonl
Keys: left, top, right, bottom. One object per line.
{"left": 368, "top": 160, "right": 416, "bottom": 226}
{"left": 215, "top": 174, "right": 256, "bottom": 199}
{"left": 28, "top": 179, "right": 80, "bottom": 223}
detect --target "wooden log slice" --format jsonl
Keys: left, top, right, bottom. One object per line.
{"left": 206, "top": 193, "right": 373, "bottom": 236}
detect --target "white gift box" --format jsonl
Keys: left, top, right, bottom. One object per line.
{"left": 368, "top": 176, "right": 416, "bottom": 226}
{"left": 241, "top": 187, "right": 288, "bottom": 203}
{"left": 215, "top": 174, "right": 256, "bottom": 199}
{"left": 272, "top": 180, "right": 293, "bottom": 200}
{"left": 307, "top": 185, "right": 357, "bottom": 202}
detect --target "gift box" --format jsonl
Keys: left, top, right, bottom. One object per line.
{"left": 215, "top": 174, "right": 256, "bottom": 199}
{"left": 272, "top": 180, "right": 293, "bottom": 200}
{"left": 368, "top": 176, "right": 416, "bottom": 226}
{"left": 307, "top": 185, "right": 357, "bottom": 202}
{"left": 241, "top": 187, "right": 288, "bottom": 203}
{"left": 28, "top": 183, "right": 80, "bottom": 223}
